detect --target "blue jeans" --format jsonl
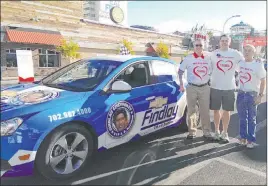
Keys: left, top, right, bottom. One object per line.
{"left": 236, "top": 90, "right": 258, "bottom": 142}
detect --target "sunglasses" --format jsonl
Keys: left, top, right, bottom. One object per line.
{"left": 195, "top": 44, "right": 203, "bottom": 47}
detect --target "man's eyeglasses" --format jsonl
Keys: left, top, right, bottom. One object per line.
{"left": 195, "top": 44, "right": 203, "bottom": 47}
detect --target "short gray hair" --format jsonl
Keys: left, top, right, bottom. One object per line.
{"left": 244, "top": 44, "right": 256, "bottom": 53}
{"left": 220, "top": 34, "right": 231, "bottom": 41}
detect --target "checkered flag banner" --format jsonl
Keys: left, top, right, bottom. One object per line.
{"left": 119, "top": 45, "right": 131, "bottom": 55}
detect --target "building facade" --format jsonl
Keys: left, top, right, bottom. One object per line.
{"left": 230, "top": 21, "right": 266, "bottom": 55}
{"left": 230, "top": 21, "right": 253, "bottom": 36}
{"left": 1, "top": 1, "right": 83, "bottom": 79}
{"left": 1, "top": 1, "right": 184, "bottom": 79}
{"left": 83, "top": 1, "right": 128, "bottom": 26}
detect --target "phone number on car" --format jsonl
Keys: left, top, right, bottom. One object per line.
{"left": 48, "top": 107, "right": 91, "bottom": 122}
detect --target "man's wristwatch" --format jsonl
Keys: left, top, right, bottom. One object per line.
{"left": 259, "top": 93, "right": 264, "bottom": 97}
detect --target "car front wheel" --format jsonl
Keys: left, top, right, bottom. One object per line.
{"left": 35, "top": 123, "right": 94, "bottom": 180}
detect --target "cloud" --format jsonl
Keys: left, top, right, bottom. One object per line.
{"left": 153, "top": 15, "right": 266, "bottom": 36}
{"left": 154, "top": 19, "right": 225, "bottom": 34}
{"left": 242, "top": 15, "right": 266, "bottom": 31}
{"left": 154, "top": 20, "right": 193, "bottom": 34}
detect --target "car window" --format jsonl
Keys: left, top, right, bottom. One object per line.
{"left": 115, "top": 62, "right": 149, "bottom": 88}
{"left": 151, "top": 60, "right": 178, "bottom": 83}
{"left": 42, "top": 59, "right": 121, "bottom": 91}
{"left": 57, "top": 62, "right": 97, "bottom": 80}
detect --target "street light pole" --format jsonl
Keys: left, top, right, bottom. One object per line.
{"left": 222, "top": 15, "right": 241, "bottom": 34}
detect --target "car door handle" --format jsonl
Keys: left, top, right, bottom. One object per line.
{"left": 146, "top": 96, "right": 155, "bottom": 101}
{"left": 151, "top": 86, "right": 158, "bottom": 90}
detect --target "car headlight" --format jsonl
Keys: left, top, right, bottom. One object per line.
{"left": 1, "top": 118, "right": 23, "bottom": 136}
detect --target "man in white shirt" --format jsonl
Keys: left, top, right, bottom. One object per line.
{"left": 237, "top": 44, "right": 266, "bottom": 148}
{"left": 209, "top": 34, "right": 244, "bottom": 143}
{"left": 179, "top": 39, "right": 212, "bottom": 140}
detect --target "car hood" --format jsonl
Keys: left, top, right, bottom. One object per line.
{"left": 1, "top": 83, "right": 86, "bottom": 120}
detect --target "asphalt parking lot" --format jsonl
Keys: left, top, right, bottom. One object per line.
{"left": 1, "top": 103, "right": 267, "bottom": 185}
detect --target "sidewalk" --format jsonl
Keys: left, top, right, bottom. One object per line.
{"left": 1, "top": 76, "right": 44, "bottom": 85}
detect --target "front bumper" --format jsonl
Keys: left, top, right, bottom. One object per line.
{"left": 1, "top": 152, "right": 36, "bottom": 178}
{"left": 1, "top": 159, "right": 12, "bottom": 176}
{"left": 1, "top": 133, "right": 38, "bottom": 178}
{"left": 1, "top": 159, "right": 12, "bottom": 170}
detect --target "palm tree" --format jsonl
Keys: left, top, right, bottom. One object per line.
{"left": 207, "top": 31, "right": 214, "bottom": 39}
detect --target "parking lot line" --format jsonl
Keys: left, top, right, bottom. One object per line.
{"left": 216, "top": 157, "right": 266, "bottom": 177}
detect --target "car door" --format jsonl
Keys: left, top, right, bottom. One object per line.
{"left": 102, "top": 60, "right": 159, "bottom": 149}
{"left": 147, "top": 60, "right": 186, "bottom": 129}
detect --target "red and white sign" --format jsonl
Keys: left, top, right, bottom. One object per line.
{"left": 16, "top": 50, "right": 34, "bottom": 83}
{"left": 194, "top": 34, "right": 207, "bottom": 40}
{"left": 243, "top": 36, "right": 267, "bottom": 47}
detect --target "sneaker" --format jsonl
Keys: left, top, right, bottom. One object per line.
{"left": 213, "top": 131, "right": 221, "bottom": 141}
{"left": 186, "top": 134, "right": 196, "bottom": 139}
{"left": 221, "top": 132, "right": 229, "bottom": 143}
{"left": 247, "top": 142, "right": 254, "bottom": 149}
{"left": 203, "top": 132, "right": 213, "bottom": 140}
{"left": 239, "top": 139, "right": 247, "bottom": 146}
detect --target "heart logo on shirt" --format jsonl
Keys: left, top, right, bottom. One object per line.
{"left": 216, "top": 60, "right": 233, "bottom": 74}
{"left": 193, "top": 66, "right": 208, "bottom": 80}
{"left": 239, "top": 71, "right": 251, "bottom": 85}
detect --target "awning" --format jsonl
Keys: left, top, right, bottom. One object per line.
{"left": 6, "top": 30, "right": 63, "bottom": 46}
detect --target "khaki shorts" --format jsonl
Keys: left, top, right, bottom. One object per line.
{"left": 210, "top": 88, "right": 235, "bottom": 111}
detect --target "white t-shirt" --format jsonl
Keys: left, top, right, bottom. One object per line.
{"left": 238, "top": 60, "right": 266, "bottom": 93}
{"left": 209, "top": 48, "right": 244, "bottom": 90}
{"left": 179, "top": 52, "right": 212, "bottom": 85}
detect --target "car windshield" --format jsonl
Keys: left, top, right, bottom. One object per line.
{"left": 41, "top": 59, "right": 122, "bottom": 91}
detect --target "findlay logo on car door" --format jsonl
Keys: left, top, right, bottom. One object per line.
{"left": 141, "top": 96, "right": 178, "bottom": 131}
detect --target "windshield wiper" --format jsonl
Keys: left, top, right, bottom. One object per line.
{"left": 43, "top": 83, "right": 88, "bottom": 92}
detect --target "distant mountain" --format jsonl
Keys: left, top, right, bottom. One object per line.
{"left": 173, "top": 30, "right": 186, "bottom": 36}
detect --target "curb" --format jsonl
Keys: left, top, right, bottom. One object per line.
{"left": 1, "top": 77, "right": 43, "bottom": 85}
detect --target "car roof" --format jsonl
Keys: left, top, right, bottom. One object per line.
{"left": 87, "top": 55, "right": 150, "bottom": 62}
{"left": 86, "top": 55, "right": 174, "bottom": 63}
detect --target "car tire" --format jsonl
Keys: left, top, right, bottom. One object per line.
{"left": 179, "top": 103, "right": 201, "bottom": 132}
{"left": 35, "top": 123, "right": 94, "bottom": 180}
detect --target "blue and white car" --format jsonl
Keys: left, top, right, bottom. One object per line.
{"left": 1, "top": 55, "right": 199, "bottom": 180}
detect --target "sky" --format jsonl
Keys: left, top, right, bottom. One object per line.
{"left": 127, "top": 1, "right": 267, "bottom": 34}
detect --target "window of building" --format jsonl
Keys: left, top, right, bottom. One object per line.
{"left": 84, "top": 13, "right": 95, "bottom": 17}
{"left": 39, "top": 49, "right": 60, "bottom": 67}
{"left": 21, "top": 48, "right": 31, "bottom": 50}
{"left": 84, "top": 7, "right": 95, "bottom": 11}
{"left": 5, "top": 48, "right": 32, "bottom": 67}
{"left": 6, "top": 49, "right": 17, "bottom": 67}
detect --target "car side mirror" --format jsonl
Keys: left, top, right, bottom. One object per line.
{"left": 109, "top": 80, "right": 132, "bottom": 93}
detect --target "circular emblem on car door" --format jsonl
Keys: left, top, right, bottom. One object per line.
{"left": 106, "top": 101, "right": 135, "bottom": 138}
